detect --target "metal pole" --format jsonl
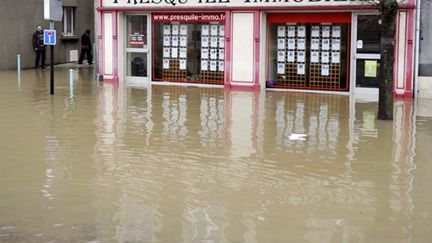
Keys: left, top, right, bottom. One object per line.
{"left": 17, "top": 54, "right": 21, "bottom": 82}
{"left": 69, "top": 69, "right": 74, "bottom": 98}
{"left": 50, "top": 21, "right": 54, "bottom": 95}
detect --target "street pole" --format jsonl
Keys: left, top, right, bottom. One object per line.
{"left": 50, "top": 21, "right": 54, "bottom": 95}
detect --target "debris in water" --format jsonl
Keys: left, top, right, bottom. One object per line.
{"left": 288, "top": 133, "right": 308, "bottom": 141}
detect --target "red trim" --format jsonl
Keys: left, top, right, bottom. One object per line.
{"left": 267, "top": 12, "right": 351, "bottom": 23}
{"left": 253, "top": 10, "right": 260, "bottom": 88}
{"left": 224, "top": 10, "right": 231, "bottom": 86}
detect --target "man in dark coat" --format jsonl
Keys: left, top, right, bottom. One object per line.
{"left": 78, "top": 29, "right": 92, "bottom": 64}
{"left": 32, "top": 25, "right": 46, "bottom": 69}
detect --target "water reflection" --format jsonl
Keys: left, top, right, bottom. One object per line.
{"left": 1, "top": 69, "right": 432, "bottom": 242}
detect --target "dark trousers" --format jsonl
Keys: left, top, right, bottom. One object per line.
{"left": 35, "top": 49, "right": 46, "bottom": 68}
{"left": 78, "top": 48, "right": 92, "bottom": 64}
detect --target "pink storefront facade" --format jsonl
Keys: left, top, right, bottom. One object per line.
{"left": 96, "top": 0, "right": 416, "bottom": 97}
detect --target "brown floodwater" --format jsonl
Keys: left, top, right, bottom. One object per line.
{"left": 1, "top": 67, "right": 432, "bottom": 242}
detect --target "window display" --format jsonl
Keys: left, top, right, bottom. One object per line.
{"left": 269, "top": 22, "right": 348, "bottom": 91}
{"left": 153, "top": 13, "right": 225, "bottom": 85}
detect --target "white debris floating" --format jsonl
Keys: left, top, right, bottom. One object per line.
{"left": 288, "top": 133, "right": 308, "bottom": 141}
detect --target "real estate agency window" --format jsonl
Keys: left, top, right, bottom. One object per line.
{"left": 152, "top": 13, "right": 226, "bottom": 85}
{"left": 62, "top": 7, "right": 76, "bottom": 36}
{"left": 267, "top": 13, "right": 351, "bottom": 91}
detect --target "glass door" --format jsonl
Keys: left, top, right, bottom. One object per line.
{"left": 354, "top": 14, "right": 381, "bottom": 90}
{"left": 125, "top": 14, "right": 150, "bottom": 83}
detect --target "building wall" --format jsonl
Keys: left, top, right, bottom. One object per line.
{"left": 418, "top": 0, "right": 432, "bottom": 98}
{"left": 0, "top": 0, "right": 94, "bottom": 70}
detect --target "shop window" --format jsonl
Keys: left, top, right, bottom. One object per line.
{"left": 267, "top": 13, "right": 351, "bottom": 92}
{"left": 152, "top": 13, "right": 226, "bottom": 85}
{"left": 62, "top": 7, "right": 75, "bottom": 37}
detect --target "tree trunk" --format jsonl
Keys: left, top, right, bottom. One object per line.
{"left": 378, "top": 0, "right": 398, "bottom": 120}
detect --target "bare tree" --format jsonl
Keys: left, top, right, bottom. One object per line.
{"left": 377, "top": 0, "right": 399, "bottom": 120}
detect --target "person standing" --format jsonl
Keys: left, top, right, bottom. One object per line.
{"left": 78, "top": 29, "right": 92, "bottom": 64}
{"left": 32, "top": 25, "right": 46, "bottom": 69}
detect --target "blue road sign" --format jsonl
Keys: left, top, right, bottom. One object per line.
{"left": 43, "top": 29, "right": 56, "bottom": 45}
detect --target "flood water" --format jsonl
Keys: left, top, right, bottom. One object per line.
{"left": 1, "top": 67, "right": 432, "bottom": 242}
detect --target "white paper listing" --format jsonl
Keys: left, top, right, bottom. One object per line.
{"left": 321, "top": 65, "right": 330, "bottom": 76}
{"left": 331, "top": 52, "right": 340, "bottom": 63}
{"left": 201, "top": 49, "right": 209, "bottom": 59}
{"left": 332, "top": 26, "right": 341, "bottom": 38}
{"left": 171, "top": 48, "right": 178, "bottom": 58}
{"left": 210, "top": 37, "right": 218, "bottom": 48}
{"left": 297, "top": 39, "right": 305, "bottom": 50}
{"left": 201, "top": 60, "right": 208, "bottom": 71}
{"left": 277, "top": 26, "right": 285, "bottom": 37}
{"left": 163, "top": 36, "right": 170, "bottom": 47}
{"left": 219, "top": 49, "right": 224, "bottom": 60}
{"left": 288, "top": 39, "right": 296, "bottom": 50}
{"left": 311, "top": 39, "right": 319, "bottom": 50}
{"left": 210, "top": 49, "right": 218, "bottom": 60}
{"left": 297, "top": 26, "right": 306, "bottom": 37}
{"left": 179, "top": 59, "right": 186, "bottom": 70}
{"left": 202, "top": 25, "right": 209, "bottom": 36}
{"left": 179, "top": 48, "right": 187, "bottom": 58}
{"left": 322, "top": 39, "right": 330, "bottom": 50}
{"left": 163, "top": 59, "right": 170, "bottom": 69}
{"left": 277, "top": 51, "right": 285, "bottom": 62}
{"left": 163, "top": 25, "right": 171, "bottom": 35}
{"left": 311, "top": 26, "right": 320, "bottom": 37}
{"left": 180, "top": 36, "right": 187, "bottom": 47}
{"left": 201, "top": 37, "right": 209, "bottom": 48}
{"left": 163, "top": 48, "right": 170, "bottom": 58}
{"left": 210, "top": 61, "right": 217, "bottom": 71}
{"left": 278, "top": 38, "right": 285, "bottom": 50}
{"left": 322, "top": 26, "right": 330, "bottom": 37}
{"left": 219, "top": 25, "right": 225, "bottom": 36}
{"left": 287, "top": 51, "right": 295, "bottom": 62}
{"left": 297, "top": 64, "right": 305, "bottom": 75}
{"left": 219, "top": 37, "right": 224, "bottom": 48}
{"left": 332, "top": 39, "right": 340, "bottom": 51}
{"left": 321, "top": 52, "right": 329, "bottom": 63}
{"left": 277, "top": 63, "right": 285, "bottom": 74}
{"left": 180, "top": 25, "right": 187, "bottom": 35}
{"left": 210, "top": 25, "right": 218, "bottom": 36}
{"left": 287, "top": 25, "right": 296, "bottom": 37}
{"left": 297, "top": 51, "right": 305, "bottom": 63}
{"left": 172, "top": 24, "right": 179, "bottom": 35}
{"left": 171, "top": 36, "right": 179, "bottom": 46}
{"left": 218, "top": 61, "right": 225, "bottom": 71}
{"left": 311, "top": 51, "right": 319, "bottom": 63}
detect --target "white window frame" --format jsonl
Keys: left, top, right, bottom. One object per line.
{"left": 62, "top": 7, "right": 75, "bottom": 37}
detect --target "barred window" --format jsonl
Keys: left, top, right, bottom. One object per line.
{"left": 62, "top": 7, "right": 75, "bottom": 36}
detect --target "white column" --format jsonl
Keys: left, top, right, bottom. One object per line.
{"left": 231, "top": 12, "right": 254, "bottom": 84}
{"left": 103, "top": 12, "right": 114, "bottom": 78}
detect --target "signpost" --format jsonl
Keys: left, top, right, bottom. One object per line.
{"left": 44, "top": 0, "right": 62, "bottom": 95}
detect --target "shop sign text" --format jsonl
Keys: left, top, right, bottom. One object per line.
{"left": 106, "top": 0, "right": 369, "bottom": 7}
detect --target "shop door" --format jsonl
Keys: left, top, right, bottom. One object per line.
{"left": 125, "top": 14, "right": 150, "bottom": 83}
{"left": 353, "top": 14, "right": 381, "bottom": 93}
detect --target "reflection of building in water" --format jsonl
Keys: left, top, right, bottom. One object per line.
{"left": 91, "top": 83, "right": 422, "bottom": 242}
{"left": 266, "top": 92, "right": 349, "bottom": 161}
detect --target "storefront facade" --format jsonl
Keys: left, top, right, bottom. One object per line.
{"left": 96, "top": 0, "right": 416, "bottom": 97}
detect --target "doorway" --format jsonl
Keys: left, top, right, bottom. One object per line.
{"left": 352, "top": 14, "right": 381, "bottom": 98}
{"left": 125, "top": 14, "right": 151, "bottom": 84}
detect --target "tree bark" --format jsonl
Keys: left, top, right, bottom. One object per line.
{"left": 378, "top": 0, "right": 398, "bottom": 120}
